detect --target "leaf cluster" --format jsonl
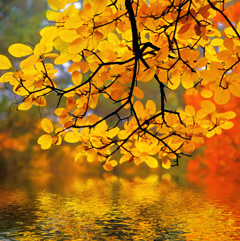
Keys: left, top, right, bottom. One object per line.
{"left": 0, "top": 0, "right": 239, "bottom": 170}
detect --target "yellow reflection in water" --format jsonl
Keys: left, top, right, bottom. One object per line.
{"left": 0, "top": 175, "right": 239, "bottom": 240}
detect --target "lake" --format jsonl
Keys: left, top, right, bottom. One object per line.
{"left": 0, "top": 173, "right": 240, "bottom": 240}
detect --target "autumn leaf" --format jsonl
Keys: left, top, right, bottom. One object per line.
{"left": 1, "top": 0, "right": 240, "bottom": 172}
{"left": 8, "top": 44, "right": 33, "bottom": 57}
{"left": 37, "top": 134, "right": 52, "bottom": 149}
{"left": 41, "top": 118, "right": 54, "bottom": 133}
{"left": 0, "top": 55, "right": 12, "bottom": 69}
{"left": 93, "top": 0, "right": 108, "bottom": 14}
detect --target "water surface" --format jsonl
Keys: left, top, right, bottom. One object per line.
{"left": 0, "top": 174, "right": 239, "bottom": 240}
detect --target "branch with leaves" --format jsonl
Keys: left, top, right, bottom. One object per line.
{"left": 0, "top": 0, "right": 240, "bottom": 171}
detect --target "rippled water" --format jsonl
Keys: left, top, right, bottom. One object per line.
{"left": 0, "top": 174, "right": 240, "bottom": 240}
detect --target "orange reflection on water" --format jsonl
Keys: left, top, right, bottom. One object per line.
{"left": 0, "top": 174, "right": 239, "bottom": 240}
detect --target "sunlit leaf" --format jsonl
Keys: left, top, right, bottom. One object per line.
{"left": 0, "top": 55, "right": 12, "bottom": 69}
{"left": 201, "top": 90, "right": 213, "bottom": 98}
{"left": 200, "top": 100, "right": 216, "bottom": 113}
{"left": 229, "top": 82, "right": 240, "bottom": 97}
{"left": 64, "top": 132, "right": 80, "bottom": 143}
{"left": 20, "top": 55, "right": 39, "bottom": 70}
{"left": 185, "top": 105, "right": 195, "bottom": 116}
{"left": 18, "top": 101, "right": 33, "bottom": 111}
{"left": 133, "top": 87, "right": 144, "bottom": 99}
{"left": 213, "top": 88, "right": 230, "bottom": 105}
{"left": 145, "top": 156, "right": 158, "bottom": 168}
{"left": 72, "top": 71, "right": 82, "bottom": 85}
{"left": 220, "top": 121, "right": 234, "bottom": 130}
{"left": 146, "top": 100, "right": 156, "bottom": 115}
{"left": 162, "top": 157, "right": 171, "bottom": 169}
{"left": 37, "top": 134, "right": 52, "bottom": 149}
{"left": 46, "top": 0, "right": 61, "bottom": 10}
{"left": 41, "top": 118, "right": 54, "bottom": 133}
{"left": 8, "top": 44, "right": 33, "bottom": 57}
{"left": 93, "top": 0, "right": 108, "bottom": 14}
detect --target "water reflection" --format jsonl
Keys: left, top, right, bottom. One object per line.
{"left": 0, "top": 175, "right": 239, "bottom": 240}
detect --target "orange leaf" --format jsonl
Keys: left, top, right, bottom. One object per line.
{"left": 213, "top": 87, "right": 230, "bottom": 105}
{"left": 133, "top": 86, "right": 144, "bottom": 99}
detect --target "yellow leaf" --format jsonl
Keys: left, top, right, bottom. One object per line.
{"left": 37, "top": 134, "right": 52, "bottom": 149}
{"left": 168, "top": 75, "right": 180, "bottom": 90}
{"left": 34, "top": 42, "right": 52, "bottom": 55}
{"left": 68, "top": 38, "right": 87, "bottom": 54}
{"left": 211, "top": 38, "right": 223, "bottom": 46}
{"left": 166, "top": 114, "right": 178, "bottom": 126}
{"left": 68, "top": 62, "right": 81, "bottom": 73}
{"left": 59, "top": 29, "right": 79, "bottom": 42}
{"left": 108, "top": 127, "right": 120, "bottom": 138}
{"left": 0, "top": 55, "right": 12, "bottom": 70}
{"left": 134, "top": 100, "right": 144, "bottom": 118}
{"left": 93, "top": 0, "right": 108, "bottom": 14}
{"left": 72, "top": 71, "right": 82, "bottom": 85}
{"left": 213, "top": 87, "right": 230, "bottom": 105}
{"left": 182, "top": 74, "right": 194, "bottom": 89}
{"left": 18, "top": 101, "right": 32, "bottom": 111}
{"left": 146, "top": 100, "right": 156, "bottom": 115}
{"left": 155, "top": 46, "right": 169, "bottom": 61}
{"left": 41, "top": 118, "right": 54, "bottom": 133}
{"left": 145, "top": 156, "right": 158, "bottom": 168}
{"left": 139, "top": 68, "right": 155, "bottom": 82}
{"left": 43, "top": 53, "right": 59, "bottom": 59}
{"left": 20, "top": 55, "right": 39, "bottom": 70}
{"left": 220, "top": 121, "right": 233, "bottom": 130}
{"left": 8, "top": 43, "right": 33, "bottom": 57}
{"left": 64, "top": 132, "right": 80, "bottom": 143}
{"left": 201, "top": 89, "right": 213, "bottom": 98}
{"left": 54, "top": 54, "right": 73, "bottom": 65}
{"left": 47, "top": 0, "right": 61, "bottom": 10}
{"left": 76, "top": 116, "right": 86, "bottom": 126}
{"left": 133, "top": 86, "right": 144, "bottom": 99}
{"left": 229, "top": 82, "right": 240, "bottom": 97}
{"left": 185, "top": 105, "right": 195, "bottom": 116}
{"left": 200, "top": 100, "right": 216, "bottom": 113}
{"left": 221, "top": 111, "right": 236, "bottom": 119}
{"left": 0, "top": 72, "right": 15, "bottom": 83}
{"left": 61, "top": 0, "right": 78, "bottom": 9}
{"left": 162, "top": 157, "right": 171, "bottom": 169}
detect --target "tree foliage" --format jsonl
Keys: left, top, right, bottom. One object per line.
{"left": 1, "top": 0, "right": 240, "bottom": 171}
